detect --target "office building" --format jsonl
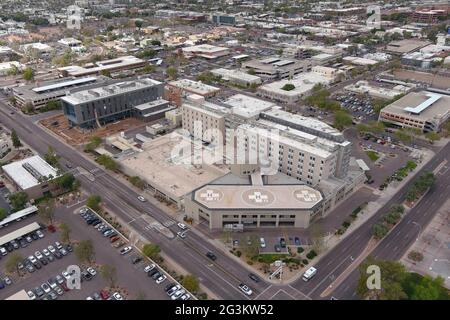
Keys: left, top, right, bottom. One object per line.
{"left": 182, "top": 44, "right": 230, "bottom": 59}
{"left": 242, "top": 57, "right": 312, "bottom": 79}
{"left": 379, "top": 91, "right": 450, "bottom": 132}
{"left": 12, "top": 76, "right": 111, "bottom": 110}
{"left": 2, "top": 155, "right": 61, "bottom": 199}
{"left": 212, "top": 13, "right": 236, "bottom": 25}
{"left": 211, "top": 68, "right": 262, "bottom": 87}
{"left": 61, "top": 77, "right": 164, "bottom": 127}
{"left": 58, "top": 56, "right": 147, "bottom": 77}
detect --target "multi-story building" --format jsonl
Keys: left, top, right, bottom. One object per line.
{"left": 212, "top": 13, "right": 236, "bottom": 25}
{"left": 165, "top": 79, "right": 220, "bottom": 106}
{"left": 181, "top": 95, "right": 364, "bottom": 229}
{"left": 242, "top": 57, "right": 312, "bottom": 79}
{"left": 411, "top": 9, "right": 447, "bottom": 24}
{"left": 210, "top": 68, "right": 262, "bottom": 87}
{"left": 379, "top": 91, "right": 450, "bottom": 133}
{"left": 182, "top": 44, "right": 230, "bottom": 59}
{"left": 61, "top": 77, "right": 164, "bottom": 127}
{"left": 12, "top": 76, "right": 111, "bottom": 110}
{"left": 58, "top": 56, "right": 147, "bottom": 77}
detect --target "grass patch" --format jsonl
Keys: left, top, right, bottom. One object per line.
{"left": 366, "top": 150, "right": 379, "bottom": 162}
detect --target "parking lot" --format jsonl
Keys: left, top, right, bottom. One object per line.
{"left": 0, "top": 201, "right": 178, "bottom": 300}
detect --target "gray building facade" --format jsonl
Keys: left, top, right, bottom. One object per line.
{"left": 61, "top": 78, "right": 164, "bottom": 128}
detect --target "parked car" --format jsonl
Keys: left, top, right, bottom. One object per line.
{"left": 112, "top": 292, "right": 123, "bottom": 300}
{"left": 279, "top": 238, "right": 286, "bottom": 248}
{"left": 65, "top": 244, "right": 73, "bottom": 252}
{"left": 171, "top": 289, "right": 186, "bottom": 300}
{"left": 48, "top": 245, "right": 56, "bottom": 254}
{"left": 36, "top": 230, "right": 44, "bottom": 238}
{"left": 144, "top": 264, "right": 155, "bottom": 273}
{"left": 41, "top": 283, "right": 51, "bottom": 293}
{"left": 3, "top": 277, "right": 12, "bottom": 285}
{"left": 294, "top": 237, "right": 301, "bottom": 246}
{"left": 34, "top": 287, "right": 44, "bottom": 298}
{"left": 177, "top": 223, "right": 187, "bottom": 230}
{"left": 87, "top": 267, "right": 97, "bottom": 276}
{"left": 156, "top": 274, "right": 167, "bottom": 284}
{"left": 274, "top": 244, "right": 281, "bottom": 252}
{"left": 120, "top": 246, "right": 132, "bottom": 255}
{"left": 42, "top": 249, "right": 50, "bottom": 257}
{"left": 27, "top": 290, "right": 36, "bottom": 300}
{"left": 131, "top": 256, "right": 142, "bottom": 264}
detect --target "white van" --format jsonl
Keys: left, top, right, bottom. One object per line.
{"left": 260, "top": 238, "right": 266, "bottom": 248}
{"left": 302, "top": 266, "right": 317, "bottom": 281}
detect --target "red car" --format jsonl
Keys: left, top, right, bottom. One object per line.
{"left": 110, "top": 236, "right": 120, "bottom": 243}
{"left": 100, "top": 289, "right": 109, "bottom": 300}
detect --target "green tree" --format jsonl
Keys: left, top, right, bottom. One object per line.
{"left": 38, "top": 199, "right": 55, "bottom": 225}
{"left": 22, "top": 67, "right": 34, "bottom": 81}
{"left": 409, "top": 275, "right": 447, "bottom": 300}
{"left": 151, "top": 40, "right": 161, "bottom": 46}
{"left": 395, "top": 129, "right": 412, "bottom": 143}
{"left": 334, "top": 110, "right": 353, "bottom": 130}
{"left": 425, "top": 131, "right": 440, "bottom": 142}
{"left": 11, "top": 129, "right": 21, "bottom": 148}
{"left": 84, "top": 136, "right": 102, "bottom": 152}
{"left": 372, "top": 223, "right": 389, "bottom": 239}
{"left": 166, "top": 66, "right": 178, "bottom": 80}
{"left": 129, "top": 176, "right": 145, "bottom": 190}
{"left": 86, "top": 195, "right": 101, "bottom": 211}
{"left": 357, "top": 257, "right": 408, "bottom": 300}
{"left": 142, "top": 243, "right": 161, "bottom": 259}
{"left": 97, "top": 154, "right": 118, "bottom": 171}
{"left": 22, "top": 102, "right": 35, "bottom": 114}
{"left": 60, "top": 222, "right": 71, "bottom": 244}
{"left": 5, "top": 252, "right": 24, "bottom": 276}
{"left": 9, "top": 191, "right": 28, "bottom": 212}
{"left": 135, "top": 20, "right": 143, "bottom": 29}
{"left": 75, "top": 240, "right": 95, "bottom": 264}
{"left": 54, "top": 173, "right": 76, "bottom": 191}
{"left": 0, "top": 207, "right": 8, "bottom": 221}
{"left": 100, "top": 264, "right": 117, "bottom": 287}
{"left": 182, "top": 274, "right": 199, "bottom": 293}
{"left": 143, "top": 64, "right": 155, "bottom": 73}
{"left": 44, "top": 146, "right": 59, "bottom": 166}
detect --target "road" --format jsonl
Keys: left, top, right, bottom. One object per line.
{"left": 1, "top": 90, "right": 448, "bottom": 301}
{"left": 289, "top": 140, "right": 450, "bottom": 299}
{"left": 0, "top": 94, "right": 269, "bottom": 300}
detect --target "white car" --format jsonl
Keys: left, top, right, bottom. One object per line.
{"left": 42, "top": 249, "right": 50, "bottom": 257}
{"left": 34, "top": 251, "right": 43, "bottom": 260}
{"left": 79, "top": 208, "right": 88, "bottom": 214}
{"left": 113, "top": 292, "right": 123, "bottom": 300}
{"left": 144, "top": 264, "right": 155, "bottom": 273}
{"left": 55, "top": 242, "right": 63, "bottom": 250}
{"left": 62, "top": 271, "right": 70, "bottom": 280}
{"left": 171, "top": 289, "right": 186, "bottom": 300}
{"left": 28, "top": 255, "right": 37, "bottom": 264}
{"left": 36, "top": 230, "right": 44, "bottom": 238}
{"left": 177, "top": 231, "right": 187, "bottom": 239}
{"left": 238, "top": 283, "right": 253, "bottom": 296}
{"left": 86, "top": 296, "right": 94, "bottom": 300}
{"left": 137, "top": 196, "right": 146, "bottom": 202}
{"left": 27, "top": 290, "right": 36, "bottom": 300}
{"left": 87, "top": 267, "right": 97, "bottom": 276}
{"left": 120, "top": 246, "right": 132, "bottom": 255}
{"left": 48, "top": 245, "right": 56, "bottom": 254}
{"left": 156, "top": 274, "right": 166, "bottom": 284}
{"left": 41, "top": 283, "right": 51, "bottom": 293}
{"left": 177, "top": 223, "right": 187, "bottom": 230}
{"left": 180, "top": 293, "right": 190, "bottom": 300}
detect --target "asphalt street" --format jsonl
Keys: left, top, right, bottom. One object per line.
{"left": 1, "top": 92, "right": 448, "bottom": 300}
{"left": 290, "top": 140, "right": 450, "bottom": 299}
{"left": 0, "top": 94, "right": 269, "bottom": 300}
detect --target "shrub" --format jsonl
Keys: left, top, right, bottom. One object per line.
{"left": 236, "top": 250, "right": 242, "bottom": 257}
{"left": 407, "top": 251, "right": 424, "bottom": 262}
{"left": 297, "top": 247, "right": 304, "bottom": 254}
{"left": 306, "top": 250, "right": 317, "bottom": 260}
{"left": 302, "top": 259, "right": 309, "bottom": 265}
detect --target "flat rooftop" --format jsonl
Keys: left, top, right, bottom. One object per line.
{"left": 168, "top": 79, "right": 220, "bottom": 96}
{"left": 194, "top": 183, "right": 322, "bottom": 210}
{"left": 58, "top": 56, "right": 145, "bottom": 76}
{"left": 382, "top": 91, "right": 450, "bottom": 120}
{"left": 211, "top": 68, "right": 261, "bottom": 83}
{"left": 118, "top": 133, "right": 229, "bottom": 199}
{"left": 61, "top": 78, "right": 161, "bottom": 105}
{"left": 182, "top": 44, "right": 229, "bottom": 53}
{"left": 224, "top": 93, "right": 275, "bottom": 118}
{"left": 2, "top": 155, "right": 60, "bottom": 190}
{"left": 385, "top": 39, "right": 431, "bottom": 54}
